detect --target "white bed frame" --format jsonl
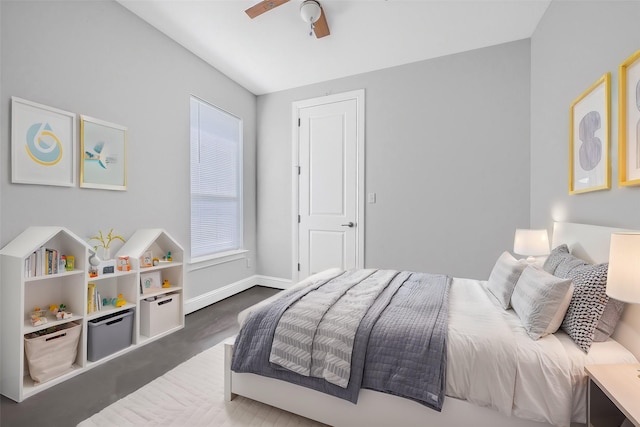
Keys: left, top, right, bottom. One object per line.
{"left": 224, "top": 222, "right": 640, "bottom": 427}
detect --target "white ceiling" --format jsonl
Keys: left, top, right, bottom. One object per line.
{"left": 117, "top": 0, "right": 551, "bottom": 95}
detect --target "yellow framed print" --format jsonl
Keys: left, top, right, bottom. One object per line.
{"left": 569, "top": 73, "right": 611, "bottom": 195}
{"left": 618, "top": 50, "right": 640, "bottom": 186}
{"left": 80, "top": 115, "right": 127, "bottom": 191}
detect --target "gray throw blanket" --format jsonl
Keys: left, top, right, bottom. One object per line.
{"left": 231, "top": 269, "right": 451, "bottom": 411}
{"left": 270, "top": 269, "right": 398, "bottom": 387}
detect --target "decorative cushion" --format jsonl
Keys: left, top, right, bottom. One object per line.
{"left": 542, "top": 244, "right": 570, "bottom": 274}
{"left": 511, "top": 265, "right": 573, "bottom": 340}
{"left": 546, "top": 283, "right": 574, "bottom": 335}
{"left": 485, "top": 251, "right": 528, "bottom": 309}
{"left": 560, "top": 263, "right": 610, "bottom": 352}
{"left": 550, "top": 250, "right": 625, "bottom": 343}
{"left": 554, "top": 256, "right": 589, "bottom": 278}
{"left": 593, "top": 297, "right": 625, "bottom": 341}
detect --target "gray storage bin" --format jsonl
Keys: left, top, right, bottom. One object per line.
{"left": 87, "top": 309, "right": 134, "bottom": 361}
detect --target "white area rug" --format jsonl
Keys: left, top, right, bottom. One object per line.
{"left": 78, "top": 342, "right": 326, "bottom": 427}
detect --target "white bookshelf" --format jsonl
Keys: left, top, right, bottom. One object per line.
{"left": 115, "top": 229, "right": 185, "bottom": 341}
{"left": 0, "top": 227, "right": 186, "bottom": 402}
{"left": 0, "top": 227, "right": 90, "bottom": 402}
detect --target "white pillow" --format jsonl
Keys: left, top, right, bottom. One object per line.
{"left": 545, "top": 283, "right": 574, "bottom": 335}
{"left": 486, "top": 251, "right": 528, "bottom": 309}
{"left": 511, "top": 265, "right": 573, "bottom": 340}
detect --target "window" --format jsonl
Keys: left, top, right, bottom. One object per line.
{"left": 190, "top": 96, "right": 243, "bottom": 259}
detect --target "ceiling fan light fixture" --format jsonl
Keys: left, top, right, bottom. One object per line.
{"left": 300, "top": 0, "right": 321, "bottom": 24}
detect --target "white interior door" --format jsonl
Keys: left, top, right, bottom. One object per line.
{"left": 293, "top": 90, "right": 364, "bottom": 281}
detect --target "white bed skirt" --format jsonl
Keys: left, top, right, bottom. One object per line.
{"left": 224, "top": 340, "right": 584, "bottom": 427}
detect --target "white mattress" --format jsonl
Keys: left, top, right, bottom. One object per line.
{"left": 448, "top": 277, "right": 637, "bottom": 426}
{"left": 241, "top": 272, "right": 638, "bottom": 427}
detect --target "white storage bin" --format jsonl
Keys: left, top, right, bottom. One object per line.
{"left": 140, "top": 293, "right": 180, "bottom": 337}
{"left": 24, "top": 321, "right": 81, "bottom": 383}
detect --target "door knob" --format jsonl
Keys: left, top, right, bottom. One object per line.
{"left": 341, "top": 222, "right": 355, "bottom": 228}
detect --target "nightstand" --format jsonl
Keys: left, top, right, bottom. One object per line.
{"left": 585, "top": 364, "right": 640, "bottom": 427}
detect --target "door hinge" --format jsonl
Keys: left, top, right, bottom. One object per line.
{"left": 298, "top": 117, "right": 301, "bottom": 127}
{"left": 298, "top": 215, "right": 301, "bottom": 223}
{"left": 298, "top": 263, "right": 301, "bottom": 271}
{"left": 298, "top": 166, "right": 301, "bottom": 175}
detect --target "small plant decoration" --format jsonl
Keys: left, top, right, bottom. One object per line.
{"left": 89, "top": 228, "right": 125, "bottom": 260}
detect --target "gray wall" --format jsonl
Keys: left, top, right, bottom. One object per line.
{"left": 1, "top": 1, "right": 257, "bottom": 301}
{"left": 257, "top": 40, "right": 531, "bottom": 281}
{"left": 531, "top": 1, "right": 640, "bottom": 233}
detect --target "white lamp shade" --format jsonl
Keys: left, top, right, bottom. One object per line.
{"left": 300, "top": 0, "right": 321, "bottom": 23}
{"left": 606, "top": 232, "right": 640, "bottom": 304}
{"left": 513, "top": 229, "right": 550, "bottom": 256}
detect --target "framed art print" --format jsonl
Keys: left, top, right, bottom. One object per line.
{"left": 80, "top": 115, "right": 127, "bottom": 191}
{"left": 140, "top": 271, "right": 161, "bottom": 294}
{"left": 140, "top": 251, "right": 153, "bottom": 268}
{"left": 569, "top": 73, "right": 611, "bottom": 195}
{"left": 618, "top": 49, "right": 640, "bottom": 186}
{"left": 11, "top": 97, "right": 76, "bottom": 187}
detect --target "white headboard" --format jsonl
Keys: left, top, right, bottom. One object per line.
{"left": 552, "top": 222, "right": 640, "bottom": 360}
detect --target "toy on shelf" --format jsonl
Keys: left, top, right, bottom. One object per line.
{"left": 117, "top": 255, "right": 131, "bottom": 271}
{"left": 64, "top": 255, "right": 75, "bottom": 271}
{"left": 162, "top": 279, "right": 170, "bottom": 288}
{"left": 88, "top": 252, "right": 100, "bottom": 277}
{"left": 48, "top": 303, "right": 73, "bottom": 320}
{"left": 115, "top": 294, "right": 126, "bottom": 308}
{"left": 29, "top": 307, "right": 48, "bottom": 326}
{"left": 56, "top": 311, "right": 73, "bottom": 320}
{"left": 162, "top": 251, "right": 172, "bottom": 262}
{"left": 152, "top": 257, "right": 160, "bottom": 266}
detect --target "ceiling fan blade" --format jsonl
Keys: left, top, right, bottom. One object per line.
{"left": 313, "top": 6, "right": 330, "bottom": 38}
{"left": 245, "top": 0, "right": 289, "bottom": 19}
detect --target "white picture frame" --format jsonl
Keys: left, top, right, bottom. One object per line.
{"left": 11, "top": 97, "right": 77, "bottom": 187}
{"left": 140, "top": 271, "right": 162, "bottom": 294}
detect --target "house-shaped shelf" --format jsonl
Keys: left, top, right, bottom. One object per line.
{"left": 1, "top": 226, "right": 92, "bottom": 402}
{"left": 116, "top": 228, "right": 183, "bottom": 270}
{"left": 115, "top": 229, "right": 185, "bottom": 341}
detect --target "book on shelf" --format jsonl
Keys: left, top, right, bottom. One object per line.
{"left": 88, "top": 283, "right": 96, "bottom": 313}
{"left": 24, "top": 247, "right": 64, "bottom": 277}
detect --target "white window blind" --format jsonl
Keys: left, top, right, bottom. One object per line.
{"left": 190, "top": 96, "right": 243, "bottom": 259}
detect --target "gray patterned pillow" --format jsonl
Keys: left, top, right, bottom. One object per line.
{"left": 560, "top": 263, "right": 609, "bottom": 352}
{"left": 543, "top": 244, "right": 570, "bottom": 274}
{"left": 554, "top": 256, "right": 589, "bottom": 278}
{"left": 551, "top": 251, "right": 625, "bottom": 342}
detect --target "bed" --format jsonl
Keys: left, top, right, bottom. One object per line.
{"left": 224, "top": 222, "right": 640, "bottom": 427}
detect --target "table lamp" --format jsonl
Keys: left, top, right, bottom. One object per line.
{"left": 513, "top": 229, "right": 550, "bottom": 263}
{"left": 607, "top": 232, "right": 640, "bottom": 304}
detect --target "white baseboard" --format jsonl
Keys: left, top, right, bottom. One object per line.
{"left": 254, "top": 275, "right": 293, "bottom": 289}
{"left": 184, "top": 274, "right": 291, "bottom": 314}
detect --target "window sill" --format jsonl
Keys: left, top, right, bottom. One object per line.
{"left": 188, "top": 249, "right": 248, "bottom": 271}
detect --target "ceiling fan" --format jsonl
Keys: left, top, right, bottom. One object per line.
{"left": 245, "top": 0, "right": 330, "bottom": 39}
